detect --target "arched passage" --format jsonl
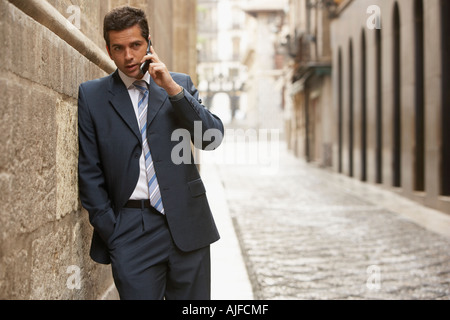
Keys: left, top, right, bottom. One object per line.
{"left": 338, "top": 48, "right": 343, "bottom": 173}
{"left": 211, "top": 92, "right": 232, "bottom": 125}
{"left": 361, "top": 29, "right": 367, "bottom": 182}
{"left": 392, "top": 2, "right": 401, "bottom": 187}
{"left": 348, "top": 39, "right": 354, "bottom": 177}
{"left": 375, "top": 27, "right": 383, "bottom": 184}
{"left": 414, "top": 0, "right": 425, "bottom": 192}
{"left": 441, "top": 0, "right": 450, "bottom": 195}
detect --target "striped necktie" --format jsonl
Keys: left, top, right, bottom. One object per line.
{"left": 134, "top": 80, "right": 165, "bottom": 214}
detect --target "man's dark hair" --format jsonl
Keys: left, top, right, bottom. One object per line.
{"left": 103, "top": 6, "right": 149, "bottom": 49}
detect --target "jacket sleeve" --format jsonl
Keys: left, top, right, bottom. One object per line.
{"left": 170, "top": 75, "right": 224, "bottom": 150}
{"left": 78, "top": 84, "right": 116, "bottom": 244}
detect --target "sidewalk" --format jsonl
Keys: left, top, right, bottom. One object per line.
{"left": 202, "top": 163, "right": 254, "bottom": 300}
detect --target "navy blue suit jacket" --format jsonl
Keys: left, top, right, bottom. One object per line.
{"left": 78, "top": 70, "right": 223, "bottom": 264}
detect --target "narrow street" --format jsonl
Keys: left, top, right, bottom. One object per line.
{"left": 205, "top": 140, "right": 450, "bottom": 300}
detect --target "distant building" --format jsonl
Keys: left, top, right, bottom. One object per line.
{"left": 241, "top": 0, "right": 288, "bottom": 131}
{"left": 197, "top": 0, "right": 248, "bottom": 125}
{"left": 283, "top": 0, "right": 336, "bottom": 165}
{"left": 197, "top": 0, "right": 288, "bottom": 131}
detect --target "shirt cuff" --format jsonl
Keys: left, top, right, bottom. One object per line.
{"left": 168, "top": 87, "right": 185, "bottom": 102}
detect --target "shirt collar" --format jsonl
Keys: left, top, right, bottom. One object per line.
{"left": 118, "top": 69, "right": 150, "bottom": 89}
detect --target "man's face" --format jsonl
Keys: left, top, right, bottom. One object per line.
{"left": 106, "top": 24, "right": 148, "bottom": 79}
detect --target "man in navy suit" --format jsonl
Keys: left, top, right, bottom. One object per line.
{"left": 78, "top": 6, "right": 224, "bottom": 300}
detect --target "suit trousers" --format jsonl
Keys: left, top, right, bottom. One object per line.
{"left": 108, "top": 206, "right": 211, "bottom": 300}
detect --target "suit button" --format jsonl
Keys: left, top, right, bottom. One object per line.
{"left": 134, "top": 153, "right": 140, "bottom": 159}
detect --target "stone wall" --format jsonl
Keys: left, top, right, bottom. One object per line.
{"left": 0, "top": 0, "right": 197, "bottom": 299}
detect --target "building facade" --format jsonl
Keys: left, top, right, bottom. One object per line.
{"left": 330, "top": 0, "right": 449, "bottom": 214}
{"left": 284, "top": 0, "right": 337, "bottom": 165}
{"left": 286, "top": 0, "right": 450, "bottom": 215}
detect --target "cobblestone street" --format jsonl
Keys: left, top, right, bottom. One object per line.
{"left": 208, "top": 141, "right": 450, "bottom": 300}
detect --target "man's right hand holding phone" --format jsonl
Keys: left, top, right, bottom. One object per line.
{"left": 140, "top": 42, "right": 183, "bottom": 97}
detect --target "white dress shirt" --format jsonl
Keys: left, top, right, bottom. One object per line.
{"left": 118, "top": 69, "right": 151, "bottom": 200}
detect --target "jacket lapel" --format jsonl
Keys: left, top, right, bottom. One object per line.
{"left": 108, "top": 71, "right": 142, "bottom": 143}
{"left": 147, "top": 79, "right": 168, "bottom": 128}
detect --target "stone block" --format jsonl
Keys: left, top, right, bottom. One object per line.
{"left": 0, "top": 248, "right": 30, "bottom": 299}
{"left": 30, "top": 222, "right": 71, "bottom": 300}
{"left": 56, "top": 97, "right": 79, "bottom": 220}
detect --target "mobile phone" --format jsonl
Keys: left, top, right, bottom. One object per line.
{"left": 140, "top": 40, "right": 152, "bottom": 75}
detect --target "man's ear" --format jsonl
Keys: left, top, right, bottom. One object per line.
{"left": 106, "top": 45, "right": 112, "bottom": 59}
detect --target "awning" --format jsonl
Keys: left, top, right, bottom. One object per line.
{"left": 291, "top": 62, "right": 332, "bottom": 95}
